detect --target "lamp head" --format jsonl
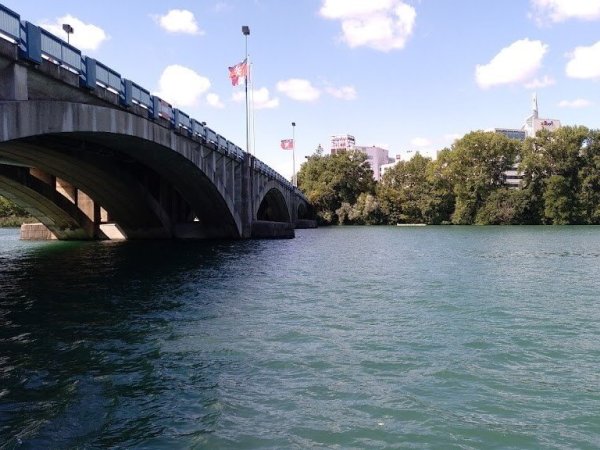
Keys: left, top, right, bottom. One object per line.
{"left": 242, "top": 26, "right": 250, "bottom": 36}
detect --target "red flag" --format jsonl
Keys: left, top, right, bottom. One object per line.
{"left": 281, "top": 139, "right": 294, "bottom": 150}
{"left": 228, "top": 59, "right": 248, "bottom": 86}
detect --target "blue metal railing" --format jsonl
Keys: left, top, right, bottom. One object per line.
{"left": 174, "top": 109, "right": 191, "bottom": 130}
{"left": 95, "top": 60, "right": 121, "bottom": 92}
{"left": 0, "top": 2, "right": 296, "bottom": 192}
{"left": 122, "top": 79, "right": 152, "bottom": 109}
{"left": 40, "top": 28, "right": 81, "bottom": 71}
{"left": 0, "top": 3, "right": 19, "bottom": 41}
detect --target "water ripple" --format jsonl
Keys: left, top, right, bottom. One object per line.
{"left": 1, "top": 227, "right": 600, "bottom": 448}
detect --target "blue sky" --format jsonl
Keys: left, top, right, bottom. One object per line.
{"left": 4, "top": 0, "right": 600, "bottom": 178}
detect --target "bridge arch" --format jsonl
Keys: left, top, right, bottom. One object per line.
{"left": 257, "top": 187, "right": 291, "bottom": 223}
{"left": 0, "top": 101, "right": 242, "bottom": 239}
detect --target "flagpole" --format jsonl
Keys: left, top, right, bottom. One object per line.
{"left": 292, "top": 122, "right": 296, "bottom": 186}
{"left": 242, "top": 26, "right": 250, "bottom": 155}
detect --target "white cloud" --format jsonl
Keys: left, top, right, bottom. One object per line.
{"left": 320, "top": 0, "right": 397, "bottom": 19}
{"left": 276, "top": 79, "right": 321, "bottom": 102}
{"left": 558, "top": 98, "right": 593, "bottom": 108}
{"left": 233, "top": 87, "right": 279, "bottom": 109}
{"left": 443, "top": 133, "right": 463, "bottom": 143}
{"left": 524, "top": 75, "right": 556, "bottom": 89}
{"left": 325, "top": 85, "right": 357, "bottom": 100}
{"left": 155, "top": 9, "right": 203, "bottom": 35}
{"left": 411, "top": 137, "right": 431, "bottom": 147}
{"left": 475, "top": 39, "right": 548, "bottom": 89}
{"left": 206, "top": 93, "right": 224, "bottom": 109}
{"left": 530, "top": 0, "right": 600, "bottom": 24}
{"left": 38, "top": 15, "right": 109, "bottom": 51}
{"left": 566, "top": 41, "right": 600, "bottom": 79}
{"left": 155, "top": 65, "right": 211, "bottom": 107}
{"left": 319, "top": 0, "right": 416, "bottom": 52}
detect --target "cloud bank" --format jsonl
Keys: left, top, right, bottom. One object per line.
{"left": 319, "top": 0, "right": 416, "bottom": 52}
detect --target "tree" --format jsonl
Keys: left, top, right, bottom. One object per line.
{"left": 297, "top": 150, "right": 375, "bottom": 224}
{"left": 520, "top": 126, "right": 591, "bottom": 224}
{"left": 0, "top": 195, "right": 28, "bottom": 217}
{"left": 448, "top": 131, "right": 519, "bottom": 224}
{"left": 577, "top": 129, "right": 600, "bottom": 223}
{"left": 475, "top": 188, "right": 535, "bottom": 224}
{"left": 378, "top": 153, "right": 431, "bottom": 224}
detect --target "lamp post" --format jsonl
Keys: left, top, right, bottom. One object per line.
{"left": 242, "top": 25, "right": 250, "bottom": 155}
{"left": 292, "top": 122, "right": 296, "bottom": 186}
{"left": 62, "top": 23, "right": 73, "bottom": 44}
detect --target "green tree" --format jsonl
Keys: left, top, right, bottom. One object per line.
{"left": 448, "top": 131, "right": 519, "bottom": 224}
{"left": 421, "top": 149, "right": 455, "bottom": 224}
{"left": 297, "top": 150, "right": 375, "bottom": 224}
{"left": 378, "top": 153, "right": 432, "bottom": 224}
{"left": 0, "top": 195, "right": 28, "bottom": 217}
{"left": 520, "top": 126, "right": 590, "bottom": 224}
{"left": 475, "top": 188, "right": 535, "bottom": 224}
{"left": 577, "top": 129, "right": 600, "bottom": 223}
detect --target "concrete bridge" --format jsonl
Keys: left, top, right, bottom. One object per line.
{"left": 0, "top": 4, "right": 315, "bottom": 240}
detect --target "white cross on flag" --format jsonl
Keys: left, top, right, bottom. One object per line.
{"left": 280, "top": 139, "right": 294, "bottom": 150}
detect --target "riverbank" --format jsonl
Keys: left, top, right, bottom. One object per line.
{"left": 0, "top": 216, "right": 35, "bottom": 228}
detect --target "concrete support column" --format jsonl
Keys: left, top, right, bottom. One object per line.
{"left": 77, "top": 190, "right": 95, "bottom": 221}
{"left": 0, "top": 64, "right": 28, "bottom": 101}
{"left": 56, "top": 178, "right": 77, "bottom": 203}
{"left": 240, "top": 153, "right": 253, "bottom": 238}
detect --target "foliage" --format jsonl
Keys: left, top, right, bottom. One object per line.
{"left": 297, "top": 150, "right": 375, "bottom": 224}
{"left": 0, "top": 196, "right": 31, "bottom": 227}
{"left": 377, "top": 152, "right": 452, "bottom": 224}
{"left": 295, "top": 126, "right": 600, "bottom": 227}
{"left": 447, "top": 131, "right": 520, "bottom": 224}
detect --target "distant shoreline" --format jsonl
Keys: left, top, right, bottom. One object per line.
{"left": 0, "top": 217, "right": 35, "bottom": 228}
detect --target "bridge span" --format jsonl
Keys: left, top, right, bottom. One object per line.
{"left": 0, "top": 4, "right": 315, "bottom": 240}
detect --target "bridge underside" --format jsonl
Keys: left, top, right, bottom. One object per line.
{"left": 0, "top": 133, "right": 240, "bottom": 240}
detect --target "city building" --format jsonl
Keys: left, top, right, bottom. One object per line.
{"left": 380, "top": 154, "right": 403, "bottom": 179}
{"left": 494, "top": 128, "right": 526, "bottom": 189}
{"left": 494, "top": 94, "right": 562, "bottom": 189}
{"left": 330, "top": 134, "right": 355, "bottom": 155}
{"left": 354, "top": 146, "right": 394, "bottom": 181}
{"left": 522, "top": 93, "right": 561, "bottom": 137}
{"left": 494, "top": 128, "right": 526, "bottom": 141}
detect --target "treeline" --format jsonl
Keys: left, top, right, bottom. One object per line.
{"left": 297, "top": 126, "right": 600, "bottom": 225}
{"left": 0, "top": 196, "right": 31, "bottom": 227}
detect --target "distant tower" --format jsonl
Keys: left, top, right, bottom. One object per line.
{"left": 522, "top": 92, "right": 561, "bottom": 137}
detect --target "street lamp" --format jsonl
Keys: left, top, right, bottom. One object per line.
{"left": 62, "top": 23, "right": 74, "bottom": 44}
{"left": 292, "top": 122, "right": 296, "bottom": 186}
{"left": 242, "top": 26, "right": 251, "bottom": 155}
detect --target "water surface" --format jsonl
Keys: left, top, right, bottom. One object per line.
{"left": 1, "top": 226, "right": 600, "bottom": 449}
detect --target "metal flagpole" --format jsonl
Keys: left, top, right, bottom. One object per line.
{"left": 242, "top": 26, "right": 250, "bottom": 155}
{"left": 292, "top": 122, "right": 296, "bottom": 186}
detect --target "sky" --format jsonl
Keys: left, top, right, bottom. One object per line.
{"left": 3, "top": 0, "right": 600, "bottom": 179}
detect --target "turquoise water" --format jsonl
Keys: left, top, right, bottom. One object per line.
{"left": 1, "top": 226, "right": 600, "bottom": 449}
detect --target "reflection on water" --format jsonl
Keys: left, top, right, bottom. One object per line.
{"left": 1, "top": 226, "right": 600, "bottom": 448}
{"left": 0, "top": 233, "right": 263, "bottom": 448}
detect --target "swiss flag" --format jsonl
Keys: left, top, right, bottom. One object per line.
{"left": 281, "top": 139, "right": 294, "bottom": 150}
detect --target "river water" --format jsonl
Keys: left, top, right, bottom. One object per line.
{"left": 1, "top": 226, "right": 600, "bottom": 449}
